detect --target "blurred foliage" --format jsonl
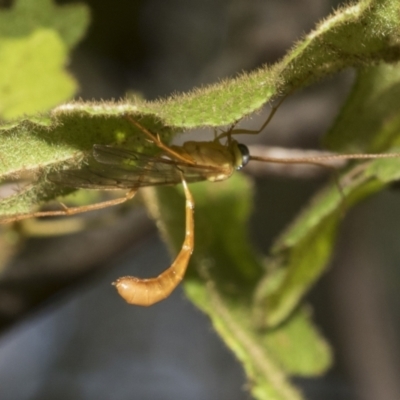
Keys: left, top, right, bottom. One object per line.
{"left": 0, "top": 0, "right": 89, "bottom": 120}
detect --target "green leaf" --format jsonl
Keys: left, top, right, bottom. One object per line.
{"left": 280, "top": 0, "right": 400, "bottom": 89}
{"left": 0, "top": 113, "right": 176, "bottom": 218}
{"left": 0, "top": 29, "right": 75, "bottom": 120}
{"left": 324, "top": 64, "right": 400, "bottom": 152}
{"left": 254, "top": 63, "right": 400, "bottom": 327}
{"left": 142, "top": 175, "right": 332, "bottom": 400}
{"left": 0, "top": 0, "right": 89, "bottom": 120}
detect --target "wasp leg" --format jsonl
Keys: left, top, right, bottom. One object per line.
{"left": 216, "top": 92, "right": 290, "bottom": 141}
{"left": 114, "top": 175, "right": 195, "bottom": 306}
{"left": 0, "top": 189, "right": 138, "bottom": 224}
{"left": 125, "top": 115, "right": 196, "bottom": 165}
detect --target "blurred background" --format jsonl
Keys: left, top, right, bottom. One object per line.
{"left": 1, "top": 0, "right": 400, "bottom": 399}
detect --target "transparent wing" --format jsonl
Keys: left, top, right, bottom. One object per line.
{"left": 49, "top": 144, "right": 226, "bottom": 190}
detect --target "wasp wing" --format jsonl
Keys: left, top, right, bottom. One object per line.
{"left": 49, "top": 145, "right": 227, "bottom": 190}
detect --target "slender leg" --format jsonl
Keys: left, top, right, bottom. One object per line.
{"left": 113, "top": 175, "right": 195, "bottom": 306}
{"left": 216, "top": 92, "right": 290, "bottom": 141}
{"left": 0, "top": 189, "right": 138, "bottom": 224}
{"left": 125, "top": 115, "right": 196, "bottom": 164}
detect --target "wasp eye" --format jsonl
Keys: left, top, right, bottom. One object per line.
{"left": 236, "top": 143, "right": 250, "bottom": 170}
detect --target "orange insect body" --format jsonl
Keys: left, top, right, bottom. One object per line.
{"left": 169, "top": 140, "right": 245, "bottom": 181}
{"left": 113, "top": 177, "right": 194, "bottom": 306}
{"left": 108, "top": 118, "right": 250, "bottom": 306}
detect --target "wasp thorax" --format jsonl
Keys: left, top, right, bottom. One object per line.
{"left": 182, "top": 141, "right": 232, "bottom": 168}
